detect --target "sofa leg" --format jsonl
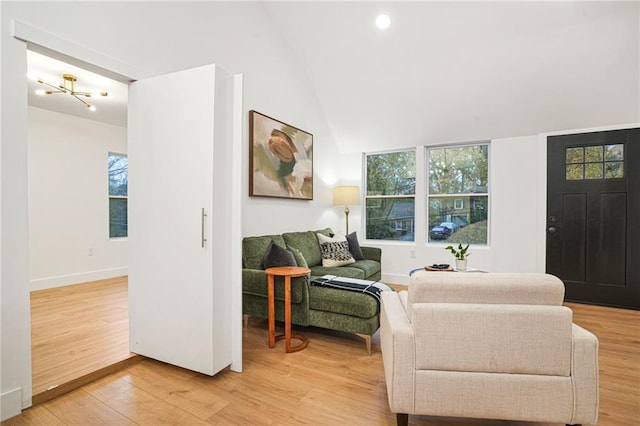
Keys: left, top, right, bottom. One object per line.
{"left": 355, "top": 333, "right": 371, "bottom": 355}
{"left": 243, "top": 314, "right": 249, "bottom": 329}
{"left": 396, "top": 413, "right": 408, "bottom": 426}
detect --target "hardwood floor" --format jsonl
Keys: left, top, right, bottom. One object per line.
{"left": 7, "top": 285, "right": 638, "bottom": 425}
{"left": 30, "top": 277, "right": 135, "bottom": 400}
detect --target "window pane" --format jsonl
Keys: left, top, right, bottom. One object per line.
{"left": 566, "top": 164, "right": 583, "bottom": 180}
{"left": 585, "top": 163, "right": 603, "bottom": 179}
{"left": 109, "top": 154, "right": 128, "bottom": 196}
{"left": 109, "top": 198, "right": 128, "bottom": 238}
{"left": 605, "top": 144, "right": 624, "bottom": 161}
{"left": 366, "top": 151, "right": 415, "bottom": 196}
{"left": 565, "top": 147, "right": 583, "bottom": 164}
{"left": 584, "top": 146, "right": 603, "bottom": 162}
{"left": 366, "top": 197, "right": 415, "bottom": 241}
{"left": 428, "top": 145, "right": 488, "bottom": 194}
{"left": 605, "top": 161, "right": 624, "bottom": 179}
{"left": 427, "top": 196, "right": 488, "bottom": 244}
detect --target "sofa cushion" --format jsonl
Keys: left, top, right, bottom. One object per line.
{"left": 243, "top": 235, "right": 286, "bottom": 269}
{"left": 263, "top": 241, "right": 296, "bottom": 268}
{"left": 309, "top": 286, "right": 379, "bottom": 319}
{"left": 310, "top": 265, "right": 365, "bottom": 279}
{"left": 349, "top": 259, "right": 381, "bottom": 278}
{"left": 282, "top": 231, "right": 323, "bottom": 267}
{"left": 317, "top": 233, "right": 356, "bottom": 267}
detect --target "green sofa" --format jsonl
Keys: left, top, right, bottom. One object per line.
{"left": 242, "top": 228, "right": 382, "bottom": 353}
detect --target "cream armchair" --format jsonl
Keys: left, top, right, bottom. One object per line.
{"left": 380, "top": 272, "right": 598, "bottom": 425}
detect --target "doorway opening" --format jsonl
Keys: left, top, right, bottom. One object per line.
{"left": 26, "top": 49, "right": 134, "bottom": 402}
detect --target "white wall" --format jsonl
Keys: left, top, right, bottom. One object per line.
{"left": 28, "top": 107, "right": 128, "bottom": 291}
{"left": 1, "top": 2, "right": 341, "bottom": 418}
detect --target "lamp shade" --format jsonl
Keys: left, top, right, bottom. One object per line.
{"left": 333, "top": 186, "right": 360, "bottom": 206}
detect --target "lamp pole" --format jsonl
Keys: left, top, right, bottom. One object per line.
{"left": 344, "top": 205, "right": 350, "bottom": 235}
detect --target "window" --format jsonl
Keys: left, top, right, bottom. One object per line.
{"left": 364, "top": 150, "right": 416, "bottom": 241}
{"left": 108, "top": 153, "right": 128, "bottom": 238}
{"left": 565, "top": 144, "right": 624, "bottom": 180}
{"left": 427, "top": 144, "right": 489, "bottom": 244}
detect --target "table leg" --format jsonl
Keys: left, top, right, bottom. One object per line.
{"left": 284, "top": 276, "right": 292, "bottom": 352}
{"left": 268, "top": 273, "right": 275, "bottom": 348}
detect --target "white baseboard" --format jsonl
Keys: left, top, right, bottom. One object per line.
{"left": 29, "top": 267, "right": 128, "bottom": 291}
{"left": 1, "top": 388, "right": 23, "bottom": 421}
{"left": 382, "top": 273, "right": 410, "bottom": 286}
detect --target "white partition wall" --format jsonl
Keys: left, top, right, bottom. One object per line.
{"left": 128, "top": 64, "right": 234, "bottom": 375}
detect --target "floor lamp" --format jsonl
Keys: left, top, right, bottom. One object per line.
{"left": 333, "top": 186, "right": 360, "bottom": 235}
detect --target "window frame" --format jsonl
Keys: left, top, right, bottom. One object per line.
{"left": 425, "top": 142, "right": 490, "bottom": 246}
{"left": 108, "top": 152, "right": 128, "bottom": 239}
{"left": 363, "top": 148, "right": 417, "bottom": 242}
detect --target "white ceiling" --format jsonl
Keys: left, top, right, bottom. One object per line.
{"left": 27, "top": 50, "right": 128, "bottom": 127}
{"left": 24, "top": 1, "right": 638, "bottom": 147}
{"left": 262, "top": 1, "right": 638, "bottom": 151}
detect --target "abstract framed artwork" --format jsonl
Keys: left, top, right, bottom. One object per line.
{"left": 249, "top": 110, "right": 313, "bottom": 200}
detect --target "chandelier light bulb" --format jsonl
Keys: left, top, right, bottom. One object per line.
{"left": 88, "top": 105, "right": 96, "bottom": 112}
{"left": 35, "top": 89, "right": 46, "bottom": 96}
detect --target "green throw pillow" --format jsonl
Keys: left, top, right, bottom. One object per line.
{"left": 288, "top": 246, "right": 308, "bottom": 268}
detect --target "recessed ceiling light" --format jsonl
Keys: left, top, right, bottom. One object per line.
{"left": 376, "top": 14, "right": 391, "bottom": 30}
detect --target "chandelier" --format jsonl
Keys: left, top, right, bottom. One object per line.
{"left": 35, "top": 73, "right": 108, "bottom": 111}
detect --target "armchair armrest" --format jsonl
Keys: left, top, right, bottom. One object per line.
{"left": 570, "top": 324, "right": 599, "bottom": 425}
{"left": 380, "top": 291, "right": 415, "bottom": 414}
{"left": 361, "top": 246, "right": 381, "bottom": 262}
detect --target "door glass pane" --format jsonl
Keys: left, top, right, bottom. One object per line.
{"left": 605, "top": 144, "right": 624, "bottom": 161}
{"left": 585, "top": 146, "right": 603, "bottom": 162}
{"left": 566, "top": 147, "right": 583, "bottom": 164}
{"left": 585, "top": 163, "right": 603, "bottom": 179}
{"left": 566, "top": 164, "right": 584, "bottom": 180}
{"left": 605, "top": 161, "right": 624, "bottom": 178}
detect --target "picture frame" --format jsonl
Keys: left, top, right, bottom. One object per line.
{"left": 249, "top": 110, "right": 313, "bottom": 200}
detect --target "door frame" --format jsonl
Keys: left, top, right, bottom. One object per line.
{"left": 537, "top": 122, "right": 640, "bottom": 276}
{"left": 9, "top": 19, "right": 243, "bottom": 411}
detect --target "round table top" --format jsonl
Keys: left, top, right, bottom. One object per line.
{"left": 264, "top": 266, "right": 311, "bottom": 277}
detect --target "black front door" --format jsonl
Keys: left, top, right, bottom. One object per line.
{"left": 547, "top": 128, "right": 640, "bottom": 309}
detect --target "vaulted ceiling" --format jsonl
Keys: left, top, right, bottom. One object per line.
{"left": 26, "top": 1, "right": 639, "bottom": 152}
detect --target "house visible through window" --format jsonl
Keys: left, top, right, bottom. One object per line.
{"left": 108, "top": 153, "right": 128, "bottom": 238}
{"left": 364, "top": 149, "right": 416, "bottom": 241}
{"left": 427, "top": 143, "right": 489, "bottom": 244}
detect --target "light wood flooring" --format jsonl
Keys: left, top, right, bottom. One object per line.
{"left": 7, "top": 281, "right": 639, "bottom": 425}
{"left": 30, "top": 277, "right": 135, "bottom": 400}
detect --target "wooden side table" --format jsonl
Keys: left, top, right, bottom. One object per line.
{"left": 265, "top": 266, "right": 311, "bottom": 353}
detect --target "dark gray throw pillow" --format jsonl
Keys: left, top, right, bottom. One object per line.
{"left": 263, "top": 240, "right": 297, "bottom": 268}
{"left": 346, "top": 232, "right": 365, "bottom": 260}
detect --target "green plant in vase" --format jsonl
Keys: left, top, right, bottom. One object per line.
{"left": 445, "top": 243, "right": 470, "bottom": 271}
